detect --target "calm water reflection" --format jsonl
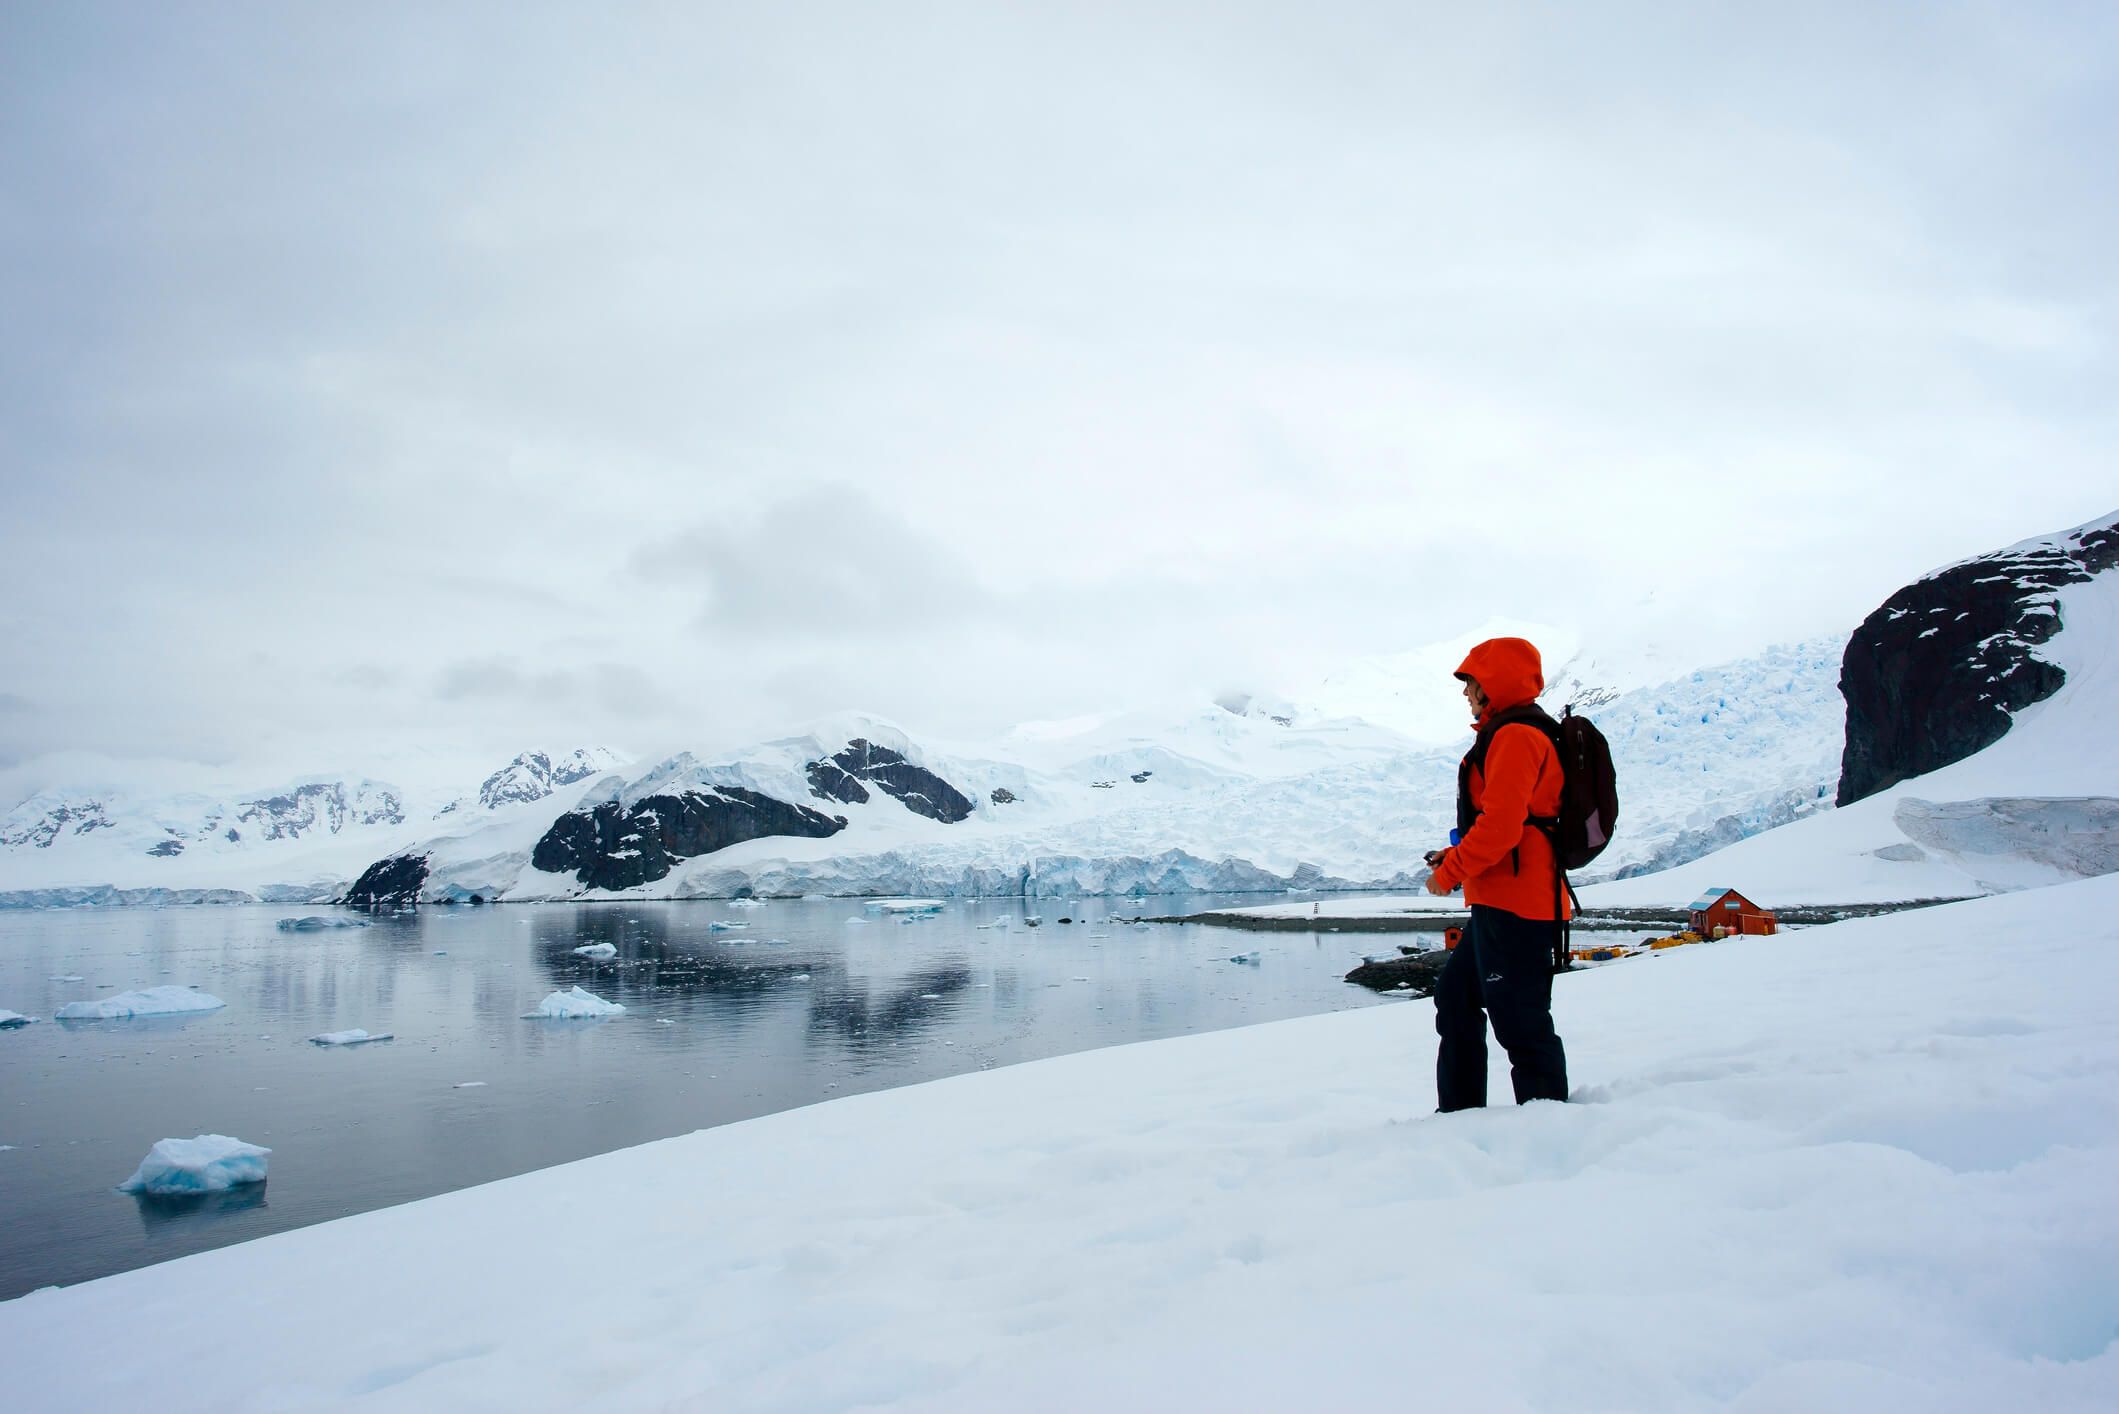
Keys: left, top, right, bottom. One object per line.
{"left": 0, "top": 895, "right": 1393, "bottom": 1297}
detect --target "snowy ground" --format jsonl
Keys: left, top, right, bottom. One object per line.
{"left": 5, "top": 875, "right": 2115, "bottom": 1411}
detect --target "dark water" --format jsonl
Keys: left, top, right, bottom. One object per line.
{"left": 0, "top": 895, "right": 1394, "bottom": 1299}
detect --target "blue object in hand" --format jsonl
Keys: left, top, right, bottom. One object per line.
{"left": 1448, "top": 828, "right": 1461, "bottom": 847}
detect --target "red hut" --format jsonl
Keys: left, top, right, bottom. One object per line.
{"left": 1686, "top": 888, "right": 1778, "bottom": 938}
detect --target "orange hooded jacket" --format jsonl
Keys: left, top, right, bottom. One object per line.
{"left": 1427, "top": 637, "right": 1573, "bottom": 922}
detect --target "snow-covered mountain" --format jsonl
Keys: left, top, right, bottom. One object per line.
{"left": 1586, "top": 509, "right": 2119, "bottom": 908}
{"left": 0, "top": 747, "right": 629, "bottom": 904}
{"left": 320, "top": 630, "right": 1849, "bottom": 907}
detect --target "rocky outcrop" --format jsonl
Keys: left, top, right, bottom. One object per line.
{"left": 474, "top": 749, "right": 616, "bottom": 811}
{"left": 531, "top": 788, "right": 847, "bottom": 892}
{"left": 1838, "top": 513, "right": 2119, "bottom": 806}
{"left": 0, "top": 799, "right": 114, "bottom": 849}
{"left": 804, "top": 739, "right": 974, "bottom": 823}
{"left": 344, "top": 854, "right": 429, "bottom": 911}
{"left": 236, "top": 781, "right": 404, "bottom": 841}
{"left": 1344, "top": 949, "right": 1451, "bottom": 996}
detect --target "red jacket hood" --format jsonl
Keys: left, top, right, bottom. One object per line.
{"left": 1455, "top": 637, "right": 1545, "bottom": 717}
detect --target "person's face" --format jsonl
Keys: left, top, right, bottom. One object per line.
{"left": 1462, "top": 677, "right": 1488, "bottom": 715}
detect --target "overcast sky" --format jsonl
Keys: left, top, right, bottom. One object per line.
{"left": 2, "top": 2, "right": 2114, "bottom": 791}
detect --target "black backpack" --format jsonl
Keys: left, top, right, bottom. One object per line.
{"left": 1457, "top": 703, "right": 1620, "bottom": 971}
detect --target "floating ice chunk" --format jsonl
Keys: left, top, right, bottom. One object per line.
{"left": 707, "top": 921, "right": 750, "bottom": 932}
{"left": 726, "top": 897, "right": 767, "bottom": 909}
{"left": 1, "top": 1010, "right": 40, "bottom": 1028}
{"left": 57, "top": 986, "right": 226, "bottom": 1020}
{"left": 49, "top": 974, "right": 84, "bottom": 983}
{"left": 118, "top": 1135, "right": 270, "bottom": 1195}
{"left": 1227, "top": 952, "right": 1261, "bottom": 966}
{"left": 844, "top": 917, "right": 869, "bottom": 926}
{"left": 791, "top": 974, "right": 812, "bottom": 983}
{"left": 867, "top": 898, "right": 945, "bottom": 914}
{"left": 275, "top": 916, "right": 369, "bottom": 932}
{"left": 523, "top": 986, "right": 625, "bottom": 1019}
{"left": 572, "top": 943, "right": 618, "bottom": 959}
{"left": 453, "top": 1081, "right": 487, "bottom": 1088}
{"left": 308, "top": 1029, "right": 394, "bottom": 1046}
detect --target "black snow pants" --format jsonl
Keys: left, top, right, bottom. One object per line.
{"left": 1435, "top": 903, "right": 1569, "bottom": 1111}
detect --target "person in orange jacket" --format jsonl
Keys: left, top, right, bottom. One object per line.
{"left": 1422, "top": 636, "right": 1570, "bottom": 1109}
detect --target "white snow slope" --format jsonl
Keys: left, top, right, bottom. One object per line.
{"left": 4, "top": 874, "right": 2115, "bottom": 1411}
{"left": 1585, "top": 564, "right": 2119, "bottom": 908}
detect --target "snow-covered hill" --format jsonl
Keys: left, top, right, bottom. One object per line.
{"left": 1586, "top": 511, "right": 2119, "bottom": 908}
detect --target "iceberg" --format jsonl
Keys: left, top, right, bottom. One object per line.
{"left": 308, "top": 1029, "right": 393, "bottom": 1046}
{"left": 1, "top": 1009, "right": 40, "bottom": 1028}
{"left": 707, "top": 920, "right": 750, "bottom": 932}
{"left": 866, "top": 898, "right": 945, "bottom": 914}
{"left": 572, "top": 943, "right": 618, "bottom": 959}
{"left": 56, "top": 986, "right": 227, "bottom": 1020}
{"left": 276, "top": 915, "right": 370, "bottom": 932}
{"left": 118, "top": 1135, "right": 270, "bottom": 1195}
{"left": 523, "top": 987, "right": 625, "bottom": 1019}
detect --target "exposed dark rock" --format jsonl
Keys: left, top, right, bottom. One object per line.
{"left": 803, "top": 738, "right": 973, "bottom": 823}
{"left": 226, "top": 828, "right": 240, "bottom": 843}
{"left": 1345, "top": 949, "right": 1452, "bottom": 995}
{"left": 1130, "top": 771, "right": 1153, "bottom": 784}
{"left": 1838, "top": 513, "right": 2118, "bottom": 806}
{"left": 805, "top": 758, "right": 871, "bottom": 806}
{"left": 345, "top": 854, "right": 429, "bottom": 911}
{"left": 532, "top": 787, "right": 848, "bottom": 892}
{"left": 990, "top": 787, "right": 1017, "bottom": 805}
{"left": 146, "top": 839, "right": 184, "bottom": 857}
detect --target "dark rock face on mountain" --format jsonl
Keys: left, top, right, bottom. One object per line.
{"left": 345, "top": 854, "right": 429, "bottom": 911}
{"left": 532, "top": 788, "right": 847, "bottom": 892}
{"left": 1838, "top": 513, "right": 2118, "bottom": 806}
{"left": 804, "top": 739, "right": 974, "bottom": 823}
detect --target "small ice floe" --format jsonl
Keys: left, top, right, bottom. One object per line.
{"left": 572, "top": 943, "right": 618, "bottom": 959}
{"left": 523, "top": 986, "right": 625, "bottom": 1019}
{"left": 867, "top": 898, "right": 945, "bottom": 915}
{"left": 49, "top": 974, "right": 85, "bottom": 983}
{"left": 118, "top": 1135, "right": 270, "bottom": 1195}
{"left": 656, "top": 1018, "right": 675, "bottom": 1024}
{"left": 275, "top": 915, "right": 369, "bottom": 933}
{"left": 308, "top": 1029, "right": 394, "bottom": 1046}
{"left": 57, "top": 986, "right": 227, "bottom": 1020}
{"left": 919, "top": 992, "right": 943, "bottom": 1000}
{"left": 1227, "top": 952, "right": 1262, "bottom": 966}
{"left": 763, "top": 938, "right": 790, "bottom": 946}
{"left": 1023, "top": 917, "right": 1042, "bottom": 928}
{"left": 726, "top": 897, "right": 767, "bottom": 909}
{"left": 1, "top": 1009, "right": 40, "bottom": 1028}
{"left": 707, "top": 921, "right": 750, "bottom": 932}
{"left": 844, "top": 916, "right": 869, "bottom": 927}
{"left": 432, "top": 950, "right": 448, "bottom": 956}
{"left": 791, "top": 974, "right": 812, "bottom": 983}
{"left": 453, "top": 1081, "right": 487, "bottom": 1088}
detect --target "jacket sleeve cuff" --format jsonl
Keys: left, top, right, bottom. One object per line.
{"left": 1430, "top": 852, "right": 1460, "bottom": 891}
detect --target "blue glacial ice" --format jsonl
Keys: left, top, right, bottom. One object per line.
{"left": 118, "top": 1135, "right": 271, "bottom": 1195}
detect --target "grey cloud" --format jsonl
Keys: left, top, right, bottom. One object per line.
{"left": 633, "top": 486, "right": 999, "bottom": 638}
